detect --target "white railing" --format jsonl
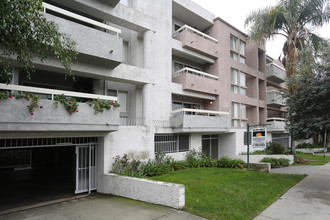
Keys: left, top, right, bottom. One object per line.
{"left": 0, "top": 83, "right": 117, "bottom": 101}
{"left": 173, "top": 25, "right": 218, "bottom": 43}
{"left": 171, "top": 108, "right": 229, "bottom": 116}
{"left": 267, "top": 117, "right": 286, "bottom": 122}
{"left": 42, "top": 3, "right": 121, "bottom": 37}
{"left": 173, "top": 67, "right": 218, "bottom": 80}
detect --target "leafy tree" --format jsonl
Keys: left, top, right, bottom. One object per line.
{"left": 285, "top": 43, "right": 330, "bottom": 145}
{"left": 245, "top": 0, "right": 330, "bottom": 78}
{"left": 0, "top": 0, "right": 78, "bottom": 83}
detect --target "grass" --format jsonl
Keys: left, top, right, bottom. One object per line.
{"left": 295, "top": 152, "right": 330, "bottom": 165}
{"left": 150, "top": 168, "right": 304, "bottom": 220}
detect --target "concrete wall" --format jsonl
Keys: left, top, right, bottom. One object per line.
{"left": 98, "top": 174, "right": 185, "bottom": 209}
{"left": 234, "top": 155, "right": 295, "bottom": 165}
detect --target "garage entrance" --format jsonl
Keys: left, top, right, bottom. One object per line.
{"left": 0, "top": 137, "right": 98, "bottom": 211}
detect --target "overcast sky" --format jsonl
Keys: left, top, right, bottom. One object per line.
{"left": 192, "top": 0, "right": 330, "bottom": 59}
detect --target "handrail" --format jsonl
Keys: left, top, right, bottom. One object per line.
{"left": 267, "top": 117, "right": 286, "bottom": 122}
{"left": 171, "top": 108, "right": 229, "bottom": 116}
{"left": 267, "top": 90, "right": 283, "bottom": 94}
{"left": 173, "top": 67, "right": 218, "bottom": 80}
{"left": 0, "top": 83, "right": 117, "bottom": 101}
{"left": 173, "top": 24, "right": 218, "bottom": 43}
{"left": 42, "top": 2, "right": 121, "bottom": 37}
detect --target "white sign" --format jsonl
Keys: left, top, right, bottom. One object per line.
{"left": 252, "top": 127, "right": 267, "bottom": 148}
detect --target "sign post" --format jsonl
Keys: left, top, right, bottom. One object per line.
{"left": 246, "top": 123, "right": 269, "bottom": 171}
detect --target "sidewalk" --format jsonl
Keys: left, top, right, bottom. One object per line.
{"left": 255, "top": 164, "right": 330, "bottom": 220}
{"left": 0, "top": 195, "right": 205, "bottom": 220}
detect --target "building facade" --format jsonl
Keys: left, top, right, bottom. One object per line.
{"left": 0, "top": 0, "right": 280, "bottom": 202}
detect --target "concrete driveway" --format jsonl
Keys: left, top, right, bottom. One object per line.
{"left": 0, "top": 195, "right": 205, "bottom": 220}
{"left": 255, "top": 164, "right": 330, "bottom": 220}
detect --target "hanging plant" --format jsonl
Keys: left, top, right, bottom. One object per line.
{"left": 54, "top": 94, "right": 79, "bottom": 115}
{"left": 86, "top": 99, "right": 120, "bottom": 114}
{"left": 14, "top": 93, "right": 40, "bottom": 115}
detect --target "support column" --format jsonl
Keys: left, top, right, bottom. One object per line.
{"left": 142, "top": 30, "right": 154, "bottom": 126}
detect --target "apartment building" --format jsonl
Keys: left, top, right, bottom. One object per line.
{"left": 0, "top": 0, "right": 272, "bottom": 208}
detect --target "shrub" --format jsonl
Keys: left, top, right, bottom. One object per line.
{"left": 140, "top": 161, "right": 171, "bottom": 177}
{"left": 169, "top": 160, "right": 188, "bottom": 171}
{"left": 260, "top": 157, "right": 290, "bottom": 168}
{"left": 216, "top": 157, "right": 244, "bottom": 168}
{"left": 266, "top": 142, "right": 285, "bottom": 154}
{"left": 296, "top": 143, "right": 322, "bottom": 149}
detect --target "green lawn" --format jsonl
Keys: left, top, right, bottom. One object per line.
{"left": 150, "top": 168, "right": 304, "bottom": 220}
{"left": 295, "top": 153, "right": 330, "bottom": 165}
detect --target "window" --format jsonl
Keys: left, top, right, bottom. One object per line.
{"left": 230, "top": 51, "right": 238, "bottom": 60}
{"left": 240, "top": 104, "right": 246, "bottom": 119}
{"left": 230, "top": 36, "right": 237, "bottom": 51}
{"left": 239, "top": 72, "right": 247, "bottom": 95}
{"left": 231, "top": 69, "right": 238, "bottom": 84}
{"left": 231, "top": 86, "right": 238, "bottom": 94}
{"left": 231, "top": 69, "right": 247, "bottom": 96}
{"left": 231, "top": 102, "right": 239, "bottom": 118}
{"left": 172, "top": 101, "right": 202, "bottom": 116}
{"left": 240, "top": 41, "right": 246, "bottom": 56}
{"left": 232, "top": 102, "right": 247, "bottom": 128}
{"left": 123, "top": 41, "right": 129, "bottom": 64}
{"left": 240, "top": 56, "right": 246, "bottom": 64}
{"left": 154, "top": 134, "right": 189, "bottom": 153}
{"left": 202, "top": 135, "right": 219, "bottom": 159}
{"left": 118, "top": 91, "right": 128, "bottom": 113}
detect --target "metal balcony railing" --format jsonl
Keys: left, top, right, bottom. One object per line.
{"left": 172, "top": 24, "right": 218, "bottom": 43}
{"left": 0, "top": 83, "right": 117, "bottom": 101}
{"left": 171, "top": 108, "right": 229, "bottom": 116}
{"left": 42, "top": 2, "right": 121, "bottom": 37}
{"left": 173, "top": 67, "right": 218, "bottom": 80}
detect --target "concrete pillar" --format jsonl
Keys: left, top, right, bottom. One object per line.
{"left": 142, "top": 30, "right": 154, "bottom": 126}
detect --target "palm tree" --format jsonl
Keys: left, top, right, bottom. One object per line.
{"left": 245, "top": 0, "right": 330, "bottom": 78}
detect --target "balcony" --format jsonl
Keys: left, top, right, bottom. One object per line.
{"left": 0, "top": 84, "right": 120, "bottom": 132}
{"left": 173, "top": 25, "right": 218, "bottom": 59}
{"left": 172, "top": 68, "right": 219, "bottom": 95}
{"left": 267, "top": 90, "right": 286, "bottom": 107}
{"left": 43, "top": 3, "right": 123, "bottom": 69}
{"left": 266, "top": 118, "right": 287, "bottom": 132}
{"left": 170, "top": 108, "right": 230, "bottom": 132}
{"left": 266, "top": 63, "right": 286, "bottom": 84}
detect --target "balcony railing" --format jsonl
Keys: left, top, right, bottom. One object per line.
{"left": 173, "top": 67, "right": 218, "bottom": 80}
{"left": 267, "top": 117, "right": 286, "bottom": 122}
{"left": 171, "top": 108, "right": 229, "bottom": 116}
{"left": 172, "top": 25, "right": 218, "bottom": 43}
{"left": 267, "top": 90, "right": 286, "bottom": 106}
{"left": 42, "top": 2, "right": 121, "bottom": 37}
{"left": 266, "top": 63, "right": 286, "bottom": 83}
{"left": 0, "top": 83, "right": 117, "bottom": 101}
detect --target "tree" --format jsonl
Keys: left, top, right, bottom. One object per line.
{"left": 0, "top": 0, "right": 78, "bottom": 84}
{"left": 285, "top": 43, "right": 330, "bottom": 145}
{"left": 245, "top": 0, "right": 330, "bottom": 78}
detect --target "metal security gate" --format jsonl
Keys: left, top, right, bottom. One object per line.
{"left": 272, "top": 133, "right": 291, "bottom": 149}
{"left": 75, "top": 144, "right": 97, "bottom": 194}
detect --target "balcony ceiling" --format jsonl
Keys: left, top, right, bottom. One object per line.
{"left": 173, "top": 0, "right": 214, "bottom": 30}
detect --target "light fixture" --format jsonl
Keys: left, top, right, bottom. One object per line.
{"left": 209, "top": 101, "right": 213, "bottom": 105}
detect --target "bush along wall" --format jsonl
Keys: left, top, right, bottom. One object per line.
{"left": 111, "top": 151, "right": 245, "bottom": 178}
{"left": 260, "top": 157, "right": 290, "bottom": 168}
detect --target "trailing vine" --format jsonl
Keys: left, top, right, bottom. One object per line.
{"left": 0, "top": 91, "right": 41, "bottom": 115}
{"left": 86, "top": 100, "right": 120, "bottom": 114}
{"left": 54, "top": 94, "right": 79, "bottom": 115}
{"left": 1, "top": 91, "right": 120, "bottom": 116}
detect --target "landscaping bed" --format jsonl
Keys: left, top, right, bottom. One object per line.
{"left": 150, "top": 168, "right": 304, "bottom": 220}
{"left": 295, "top": 152, "right": 330, "bottom": 165}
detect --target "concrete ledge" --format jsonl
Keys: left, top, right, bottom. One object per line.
{"left": 235, "top": 155, "right": 294, "bottom": 165}
{"left": 243, "top": 163, "right": 271, "bottom": 173}
{"left": 98, "top": 174, "right": 185, "bottom": 209}
{"left": 296, "top": 148, "right": 326, "bottom": 154}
